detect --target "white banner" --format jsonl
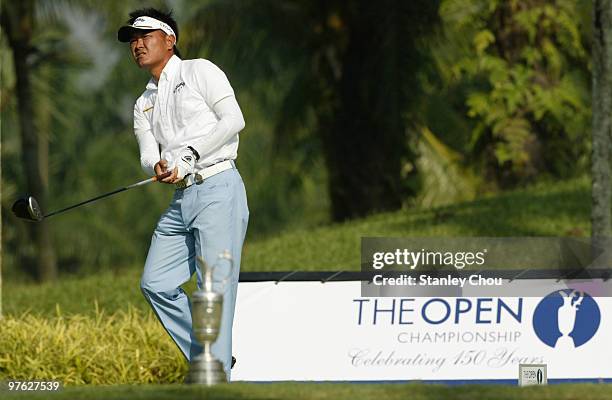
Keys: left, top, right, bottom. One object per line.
{"left": 231, "top": 281, "right": 612, "bottom": 382}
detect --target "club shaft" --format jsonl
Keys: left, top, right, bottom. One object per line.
{"left": 43, "top": 176, "right": 157, "bottom": 218}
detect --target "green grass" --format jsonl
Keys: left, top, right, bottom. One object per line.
{"left": 2, "top": 382, "right": 612, "bottom": 400}
{"left": 3, "top": 176, "right": 591, "bottom": 317}
{"left": 243, "top": 176, "right": 590, "bottom": 270}
{"left": 3, "top": 269, "right": 149, "bottom": 317}
{"left": 0, "top": 310, "right": 186, "bottom": 385}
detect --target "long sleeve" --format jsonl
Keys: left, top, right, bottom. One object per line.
{"left": 188, "top": 95, "right": 245, "bottom": 160}
{"left": 187, "top": 60, "right": 245, "bottom": 160}
{"left": 133, "top": 102, "right": 160, "bottom": 176}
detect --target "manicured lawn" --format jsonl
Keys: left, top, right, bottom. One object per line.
{"left": 2, "top": 382, "right": 612, "bottom": 400}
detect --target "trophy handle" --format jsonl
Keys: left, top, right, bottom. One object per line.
{"left": 198, "top": 250, "right": 234, "bottom": 293}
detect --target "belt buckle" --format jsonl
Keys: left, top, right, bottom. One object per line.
{"left": 175, "top": 173, "right": 202, "bottom": 190}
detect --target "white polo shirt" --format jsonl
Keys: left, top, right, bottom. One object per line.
{"left": 133, "top": 55, "right": 244, "bottom": 175}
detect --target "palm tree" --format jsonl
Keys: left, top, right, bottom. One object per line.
{"left": 183, "top": 0, "right": 439, "bottom": 221}
{"left": 0, "top": 0, "right": 140, "bottom": 281}
{"left": 1, "top": 0, "right": 57, "bottom": 281}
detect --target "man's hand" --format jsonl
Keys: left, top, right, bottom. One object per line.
{"left": 176, "top": 148, "right": 197, "bottom": 179}
{"left": 154, "top": 159, "right": 180, "bottom": 184}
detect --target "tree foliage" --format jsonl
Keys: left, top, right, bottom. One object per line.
{"left": 1, "top": 0, "right": 173, "bottom": 280}
{"left": 439, "top": 0, "right": 591, "bottom": 186}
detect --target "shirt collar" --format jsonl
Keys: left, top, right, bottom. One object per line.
{"left": 145, "top": 55, "right": 181, "bottom": 90}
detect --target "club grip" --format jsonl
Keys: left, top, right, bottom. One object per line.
{"left": 153, "top": 171, "right": 173, "bottom": 182}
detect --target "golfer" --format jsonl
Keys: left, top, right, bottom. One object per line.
{"left": 117, "top": 8, "right": 249, "bottom": 380}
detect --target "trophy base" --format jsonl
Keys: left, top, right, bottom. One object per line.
{"left": 185, "top": 353, "right": 227, "bottom": 385}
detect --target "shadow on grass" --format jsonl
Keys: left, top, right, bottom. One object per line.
{"left": 1, "top": 384, "right": 276, "bottom": 400}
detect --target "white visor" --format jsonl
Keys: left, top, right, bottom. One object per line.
{"left": 118, "top": 16, "right": 177, "bottom": 44}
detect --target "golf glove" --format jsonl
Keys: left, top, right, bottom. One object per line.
{"left": 176, "top": 147, "right": 197, "bottom": 179}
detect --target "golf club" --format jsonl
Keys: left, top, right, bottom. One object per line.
{"left": 11, "top": 171, "right": 172, "bottom": 222}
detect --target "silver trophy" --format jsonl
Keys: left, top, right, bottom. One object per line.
{"left": 185, "top": 251, "right": 233, "bottom": 385}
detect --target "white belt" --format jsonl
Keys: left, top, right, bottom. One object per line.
{"left": 175, "top": 160, "right": 234, "bottom": 190}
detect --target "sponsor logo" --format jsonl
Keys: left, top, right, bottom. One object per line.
{"left": 532, "top": 290, "right": 600, "bottom": 348}
{"left": 174, "top": 81, "right": 186, "bottom": 94}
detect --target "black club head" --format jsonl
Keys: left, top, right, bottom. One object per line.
{"left": 12, "top": 196, "right": 44, "bottom": 222}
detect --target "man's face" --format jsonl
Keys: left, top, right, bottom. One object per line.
{"left": 129, "top": 29, "right": 173, "bottom": 69}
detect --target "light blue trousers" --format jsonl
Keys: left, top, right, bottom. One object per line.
{"left": 140, "top": 166, "right": 249, "bottom": 380}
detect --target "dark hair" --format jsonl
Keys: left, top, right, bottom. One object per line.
{"left": 127, "top": 8, "right": 182, "bottom": 58}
